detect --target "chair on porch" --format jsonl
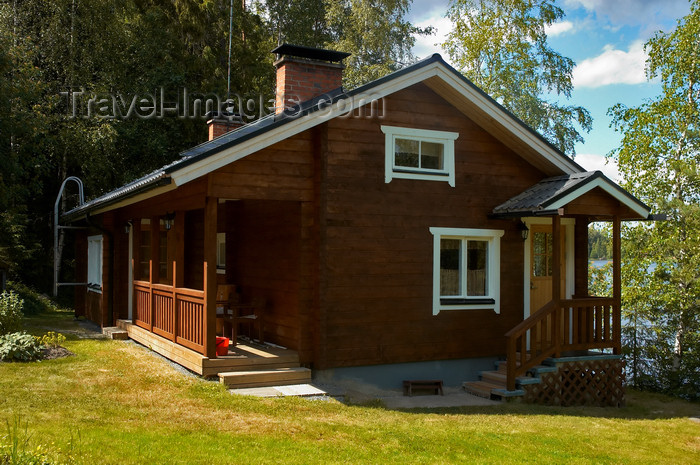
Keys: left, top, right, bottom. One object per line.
{"left": 218, "top": 290, "right": 265, "bottom": 345}
{"left": 216, "top": 284, "right": 237, "bottom": 339}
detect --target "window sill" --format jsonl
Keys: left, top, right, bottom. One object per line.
{"left": 441, "top": 298, "right": 495, "bottom": 306}
{"left": 435, "top": 298, "right": 499, "bottom": 315}
{"left": 87, "top": 285, "right": 102, "bottom": 294}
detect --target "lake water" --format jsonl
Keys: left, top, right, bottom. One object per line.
{"left": 590, "top": 259, "right": 612, "bottom": 268}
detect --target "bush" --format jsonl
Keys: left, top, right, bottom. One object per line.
{"left": 0, "top": 291, "right": 23, "bottom": 336}
{"left": 7, "top": 282, "right": 56, "bottom": 316}
{"left": 0, "top": 332, "right": 43, "bottom": 362}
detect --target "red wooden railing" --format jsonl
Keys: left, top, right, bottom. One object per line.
{"left": 134, "top": 281, "right": 206, "bottom": 353}
{"left": 133, "top": 262, "right": 209, "bottom": 355}
{"left": 505, "top": 296, "right": 620, "bottom": 390}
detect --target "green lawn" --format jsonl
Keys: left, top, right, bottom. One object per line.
{"left": 1, "top": 309, "right": 699, "bottom": 464}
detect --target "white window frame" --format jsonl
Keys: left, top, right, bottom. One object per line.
{"left": 87, "top": 234, "right": 103, "bottom": 293}
{"left": 430, "top": 227, "right": 504, "bottom": 315}
{"left": 381, "top": 125, "right": 458, "bottom": 187}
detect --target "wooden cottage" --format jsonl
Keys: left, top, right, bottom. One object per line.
{"left": 60, "top": 45, "right": 651, "bottom": 405}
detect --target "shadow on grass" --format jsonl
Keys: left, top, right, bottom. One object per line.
{"left": 22, "top": 309, "right": 107, "bottom": 342}
{"left": 21, "top": 308, "right": 700, "bottom": 422}
{"left": 354, "top": 388, "right": 700, "bottom": 421}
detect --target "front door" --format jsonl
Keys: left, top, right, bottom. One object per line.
{"left": 529, "top": 224, "right": 566, "bottom": 313}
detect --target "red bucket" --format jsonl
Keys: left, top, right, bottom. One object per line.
{"left": 215, "top": 336, "right": 229, "bottom": 356}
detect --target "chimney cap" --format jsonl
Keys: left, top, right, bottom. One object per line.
{"left": 205, "top": 110, "right": 242, "bottom": 123}
{"left": 272, "top": 43, "right": 350, "bottom": 63}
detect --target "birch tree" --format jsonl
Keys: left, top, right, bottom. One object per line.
{"left": 609, "top": 1, "right": 700, "bottom": 398}
{"left": 442, "top": 0, "right": 591, "bottom": 156}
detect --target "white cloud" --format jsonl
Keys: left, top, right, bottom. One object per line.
{"left": 412, "top": 13, "right": 453, "bottom": 60}
{"left": 575, "top": 153, "right": 621, "bottom": 182}
{"left": 572, "top": 41, "right": 648, "bottom": 88}
{"left": 545, "top": 20, "right": 574, "bottom": 37}
{"left": 563, "top": 0, "right": 690, "bottom": 34}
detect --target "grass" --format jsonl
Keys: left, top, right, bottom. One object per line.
{"left": 1, "top": 308, "right": 699, "bottom": 464}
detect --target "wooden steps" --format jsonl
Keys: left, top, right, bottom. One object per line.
{"left": 463, "top": 380, "right": 505, "bottom": 399}
{"left": 463, "top": 357, "right": 545, "bottom": 400}
{"left": 219, "top": 367, "right": 311, "bottom": 388}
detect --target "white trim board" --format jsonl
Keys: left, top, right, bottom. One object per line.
{"left": 547, "top": 177, "right": 650, "bottom": 218}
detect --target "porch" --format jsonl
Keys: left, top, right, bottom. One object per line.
{"left": 125, "top": 197, "right": 305, "bottom": 362}
{"left": 463, "top": 171, "right": 651, "bottom": 404}
{"left": 117, "top": 319, "right": 311, "bottom": 386}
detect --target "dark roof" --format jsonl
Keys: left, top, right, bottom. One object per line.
{"left": 272, "top": 43, "right": 350, "bottom": 63}
{"left": 492, "top": 171, "right": 650, "bottom": 217}
{"left": 63, "top": 53, "right": 585, "bottom": 221}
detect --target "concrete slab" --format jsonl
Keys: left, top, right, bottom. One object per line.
{"left": 229, "top": 383, "right": 328, "bottom": 398}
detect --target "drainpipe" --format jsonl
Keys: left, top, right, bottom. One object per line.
{"left": 86, "top": 213, "right": 114, "bottom": 327}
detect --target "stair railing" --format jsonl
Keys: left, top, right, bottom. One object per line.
{"left": 505, "top": 296, "right": 618, "bottom": 390}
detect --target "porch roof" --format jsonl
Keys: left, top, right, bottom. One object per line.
{"left": 491, "top": 171, "right": 652, "bottom": 219}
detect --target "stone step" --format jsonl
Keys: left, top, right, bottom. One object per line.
{"left": 102, "top": 327, "right": 129, "bottom": 340}
{"left": 218, "top": 367, "right": 312, "bottom": 389}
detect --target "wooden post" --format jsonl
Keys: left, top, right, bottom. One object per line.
{"left": 149, "top": 216, "right": 160, "bottom": 332}
{"left": 171, "top": 261, "right": 178, "bottom": 343}
{"left": 506, "top": 337, "right": 516, "bottom": 391}
{"left": 203, "top": 197, "right": 218, "bottom": 358}
{"left": 612, "top": 215, "right": 622, "bottom": 355}
{"left": 132, "top": 220, "right": 141, "bottom": 322}
{"left": 172, "top": 211, "right": 185, "bottom": 343}
{"left": 552, "top": 215, "right": 561, "bottom": 357}
{"left": 574, "top": 217, "right": 589, "bottom": 297}
{"left": 174, "top": 211, "right": 185, "bottom": 288}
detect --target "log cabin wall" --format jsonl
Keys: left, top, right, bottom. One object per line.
{"left": 74, "top": 231, "right": 87, "bottom": 318}
{"left": 317, "top": 82, "right": 549, "bottom": 369}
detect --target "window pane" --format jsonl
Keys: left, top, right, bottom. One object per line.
{"left": 421, "top": 141, "right": 444, "bottom": 170}
{"left": 534, "top": 255, "right": 547, "bottom": 277}
{"left": 534, "top": 232, "right": 546, "bottom": 255}
{"left": 395, "top": 138, "right": 419, "bottom": 167}
{"left": 466, "top": 240, "right": 487, "bottom": 296}
{"left": 440, "top": 239, "right": 461, "bottom": 296}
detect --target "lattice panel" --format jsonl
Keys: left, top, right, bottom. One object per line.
{"left": 523, "top": 359, "right": 625, "bottom": 407}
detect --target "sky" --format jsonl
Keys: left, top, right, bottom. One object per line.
{"left": 407, "top": 0, "right": 692, "bottom": 182}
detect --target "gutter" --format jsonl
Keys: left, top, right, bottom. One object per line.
{"left": 62, "top": 176, "right": 172, "bottom": 223}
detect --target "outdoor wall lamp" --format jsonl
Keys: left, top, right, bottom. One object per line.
{"left": 518, "top": 221, "right": 529, "bottom": 241}
{"left": 164, "top": 212, "right": 175, "bottom": 230}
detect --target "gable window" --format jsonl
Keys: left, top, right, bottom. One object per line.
{"left": 381, "top": 126, "right": 458, "bottom": 186}
{"left": 430, "top": 227, "right": 504, "bottom": 315}
{"left": 87, "top": 235, "right": 103, "bottom": 292}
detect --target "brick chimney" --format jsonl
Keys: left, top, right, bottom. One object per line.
{"left": 272, "top": 44, "right": 351, "bottom": 115}
{"left": 206, "top": 111, "right": 244, "bottom": 141}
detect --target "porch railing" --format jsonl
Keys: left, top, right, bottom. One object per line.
{"left": 504, "top": 296, "right": 620, "bottom": 390}
{"left": 133, "top": 280, "right": 206, "bottom": 354}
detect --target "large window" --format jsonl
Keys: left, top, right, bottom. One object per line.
{"left": 382, "top": 126, "right": 458, "bottom": 186}
{"left": 430, "top": 228, "right": 504, "bottom": 315}
{"left": 87, "top": 235, "right": 103, "bottom": 292}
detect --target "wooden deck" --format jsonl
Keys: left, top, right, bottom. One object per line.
{"left": 117, "top": 319, "right": 301, "bottom": 377}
